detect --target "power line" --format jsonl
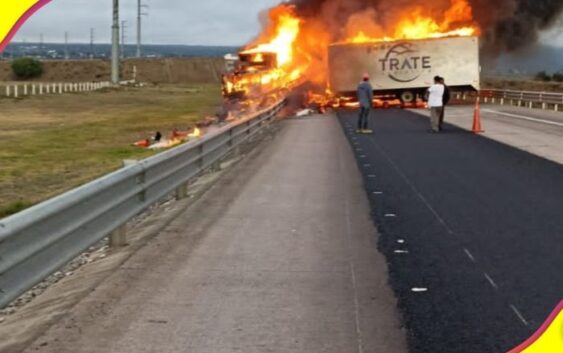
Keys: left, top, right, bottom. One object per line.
{"left": 111, "top": 0, "right": 120, "bottom": 84}
{"left": 121, "top": 20, "right": 127, "bottom": 59}
{"left": 90, "top": 28, "right": 95, "bottom": 59}
{"left": 64, "top": 31, "right": 69, "bottom": 60}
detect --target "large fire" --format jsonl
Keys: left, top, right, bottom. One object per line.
{"left": 223, "top": 0, "right": 479, "bottom": 105}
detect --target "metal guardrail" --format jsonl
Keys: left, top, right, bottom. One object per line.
{"left": 458, "top": 89, "right": 563, "bottom": 112}
{"left": 0, "top": 100, "right": 285, "bottom": 309}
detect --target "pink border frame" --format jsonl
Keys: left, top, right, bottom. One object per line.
{"left": 0, "top": 3, "right": 562, "bottom": 351}
{"left": 0, "top": 0, "right": 52, "bottom": 53}
{"left": 508, "top": 300, "right": 563, "bottom": 353}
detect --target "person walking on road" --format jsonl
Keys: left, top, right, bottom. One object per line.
{"left": 427, "top": 76, "right": 445, "bottom": 133}
{"left": 438, "top": 77, "right": 450, "bottom": 131}
{"left": 357, "top": 74, "right": 374, "bottom": 134}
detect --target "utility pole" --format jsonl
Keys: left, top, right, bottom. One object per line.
{"left": 111, "top": 0, "right": 120, "bottom": 84}
{"left": 64, "top": 31, "right": 69, "bottom": 60}
{"left": 136, "top": 0, "right": 148, "bottom": 58}
{"left": 121, "top": 20, "right": 127, "bottom": 59}
{"left": 90, "top": 28, "right": 95, "bottom": 59}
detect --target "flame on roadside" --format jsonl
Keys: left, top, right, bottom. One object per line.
{"left": 188, "top": 127, "right": 201, "bottom": 138}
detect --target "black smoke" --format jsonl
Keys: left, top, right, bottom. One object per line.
{"left": 474, "top": 0, "right": 563, "bottom": 52}
{"left": 285, "top": 0, "right": 563, "bottom": 53}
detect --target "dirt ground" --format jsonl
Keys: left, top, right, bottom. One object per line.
{"left": 0, "top": 84, "right": 222, "bottom": 218}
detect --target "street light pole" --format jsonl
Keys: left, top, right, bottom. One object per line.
{"left": 111, "top": 0, "right": 120, "bottom": 85}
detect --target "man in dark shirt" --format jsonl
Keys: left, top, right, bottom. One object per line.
{"left": 438, "top": 77, "right": 451, "bottom": 131}
{"left": 357, "top": 74, "right": 374, "bottom": 134}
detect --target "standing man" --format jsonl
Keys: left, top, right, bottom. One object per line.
{"left": 438, "top": 77, "right": 451, "bottom": 131}
{"left": 427, "top": 76, "right": 445, "bottom": 133}
{"left": 357, "top": 73, "right": 374, "bottom": 134}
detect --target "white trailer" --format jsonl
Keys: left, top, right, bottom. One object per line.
{"left": 328, "top": 36, "right": 480, "bottom": 103}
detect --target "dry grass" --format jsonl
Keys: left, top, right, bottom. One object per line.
{"left": 0, "top": 84, "right": 221, "bottom": 218}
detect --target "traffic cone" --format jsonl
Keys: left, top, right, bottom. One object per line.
{"left": 472, "top": 98, "right": 484, "bottom": 133}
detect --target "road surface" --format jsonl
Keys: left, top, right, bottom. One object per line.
{"left": 414, "top": 104, "right": 563, "bottom": 164}
{"left": 339, "top": 107, "right": 563, "bottom": 353}
{"left": 23, "top": 115, "right": 407, "bottom": 353}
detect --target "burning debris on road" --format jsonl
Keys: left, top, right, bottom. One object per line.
{"left": 222, "top": 0, "right": 563, "bottom": 111}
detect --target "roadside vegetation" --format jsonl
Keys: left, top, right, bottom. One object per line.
{"left": 483, "top": 76, "right": 563, "bottom": 93}
{"left": 0, "top": 84, "right": 221, "bottom": 218}
{"left": 11, "top": 58, "right": 44, "bottom": 79}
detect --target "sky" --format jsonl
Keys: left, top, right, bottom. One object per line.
{"left": 14, "top": 0, "right": 282, "bottom": 46}
{"left": 13, "top": 0, "right": 563, "bottom": 47}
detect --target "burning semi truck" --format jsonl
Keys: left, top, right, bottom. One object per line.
{"left": 328, "top": 36, "right": 481, "bottom": 104}
{"left": 224, "top": 35, "right": 480, "bottom": 109}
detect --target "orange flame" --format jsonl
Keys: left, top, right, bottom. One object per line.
{"left": 348, "top": 0, "right": 478, "bottom": 43}
{"left": 243, "top": 5, "right": 300, "bottom": 67}
{"left": 225, "top": 0, "right": 480, "bottom": 104}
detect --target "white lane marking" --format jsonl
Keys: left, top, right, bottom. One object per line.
{"left": 384, "top": 213, "right": 397, "bottom": 218}
{"left": 397, "top": 239, "right": 405, "bottom": 244}
{"left": 464, "top": 248, "right": 476, "bottom": 263}
{"left": 510, "top": 305, "right": 530, "bottom": 327}
{"left": 368, "top": 174, "right": 376, "bottom": 178}
{"left": 394, "top": 250, "right": 409, "bottom": 254}
{"left": 483, "top": 109, "right": 563, "bottom": 127}
{"left": 412, "top": 288, "right": 428, "bottom": 293}
{"left": 366, "top": 139, "right": 455, "bottom": 237}
{"left": 373, "top": 191, "right": 383, "bottom": 195}
{"left": 484, "top": 273, "right": 499, "bottom": 290}
{"left": 359, "top": 155, "right": 366, "bottom": 158}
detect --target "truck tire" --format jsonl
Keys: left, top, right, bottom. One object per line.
{"left": 400, "top": 91, "right": 415, "bottom": 104}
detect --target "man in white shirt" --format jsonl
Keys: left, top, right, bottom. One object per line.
{"left": 427, "top": 76, "right": 445, "bottom": 133}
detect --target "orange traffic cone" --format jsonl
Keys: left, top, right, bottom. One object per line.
{"left": 472, "top": 98, "right": 484, "bottom": 133}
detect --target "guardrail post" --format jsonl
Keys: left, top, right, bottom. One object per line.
{"left": 176, "top": 183, "right": 189, "bottom": 200}
{"left": 32, "top": 84, "right": 36, "bottom": 95}
{"left": 555, "top": 104, "right": 559, "bottom": 112}
{"left": 542, "top": 102, "right": 546, "bottom": 110}
{"left": 23, "top": 85, "right": 28, "bottom": 96}
{"left": 6, "top": 85, "right": 10, "bottom": 97}
{"left": 109, "top": 225, "right": 128, "bottom": 247}
{"left": 109, "top": 160, "right": 139, "bottom": 247}
{"left": 14, "top": 85, "right": 18, "bottom": 98}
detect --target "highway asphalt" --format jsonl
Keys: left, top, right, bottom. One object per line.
{"left": 23, "top": 115, "right": 407, "bottom": 353}
{"left": 338, "top": 108, "right": 563, "bottom": 353}
{"left": 413, "top": 104, "right": 563, "bottom": 165}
